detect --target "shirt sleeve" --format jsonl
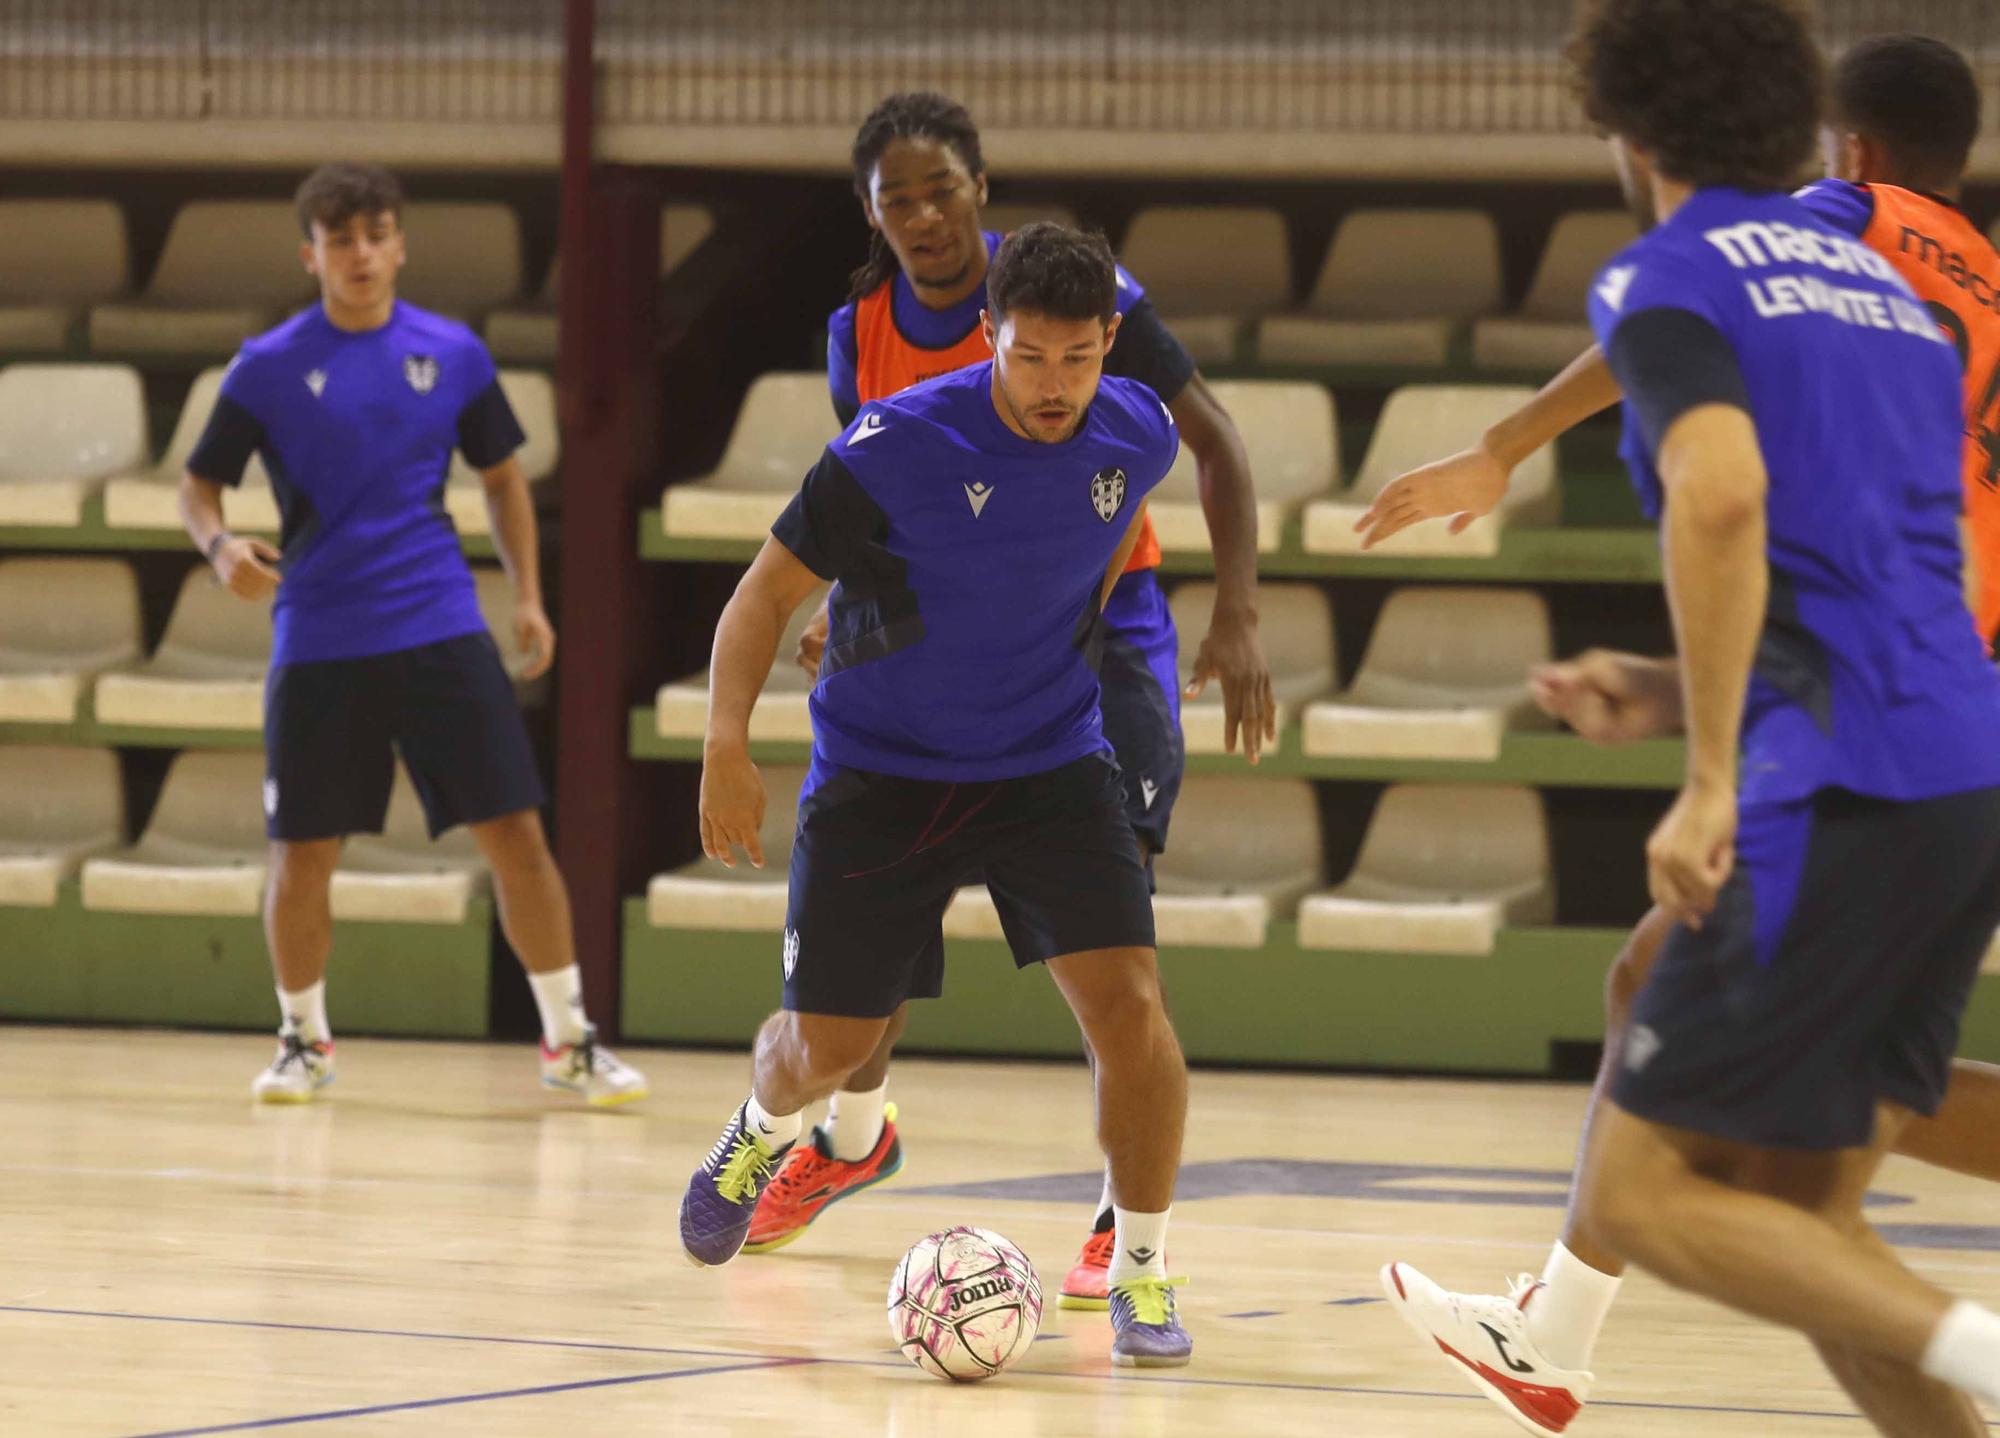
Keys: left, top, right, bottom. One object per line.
{"left": 1792, "top": 178, "right": 1876, "bottom": 239}
{"left": 1603, "top": 307, "right": 1752, "bottom": 458}
{"left": 1103, "top": 297, "right": 1198, "bottom": 407}
{"left": 827, "top": 305, "right": 861, "bottom": 427}
{"left": 185, "top": 368, "right": 266, "bottom": 488}
{"left": 770, "top": 448, "right": 886, "bottom": 581}
{"left": 457, "top": 378, "right": 528, "bottom": 471}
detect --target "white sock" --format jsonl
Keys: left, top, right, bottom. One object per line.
{"left": 527, "top": 965, "right": 589, "bottom": 1048}
{"left": 1107, "top": 1206, "right": 1170, "bottom": 1284}
{"left": 744, "top": 1093, "right": 802, "bottom": 1154}
{"left": 1524, "top": 1242, "right": 1624, "bottom": 1372}
{"left": 1092, "top": 1173, "right": 1115, "bottom": 1232}
{"left": 825, "top": 1083, "right": 886, "bottom": 1161}
{"left": 276, "top": 981, "right": 329, "bottom": 1045}
{"left": 1921, "top": 1300, "right": 2000, "bottom": 1404}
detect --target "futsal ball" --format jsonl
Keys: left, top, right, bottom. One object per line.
{"left": 886, "top": 1225, "right": 1044, "bottom": 1382}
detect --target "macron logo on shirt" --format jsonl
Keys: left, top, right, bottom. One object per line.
{"left": 964, "top": 481, "right": 994, "bottom": 517}
{"left": 1596, "top": 265, "right": 1636, "bottom": 314}
{"left": 847, "top": 412, "right": 886, "bottom": 447}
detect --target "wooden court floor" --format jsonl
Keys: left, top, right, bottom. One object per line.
{"left": 5, "top": 1026, "right": 2000, "bottom": 1435}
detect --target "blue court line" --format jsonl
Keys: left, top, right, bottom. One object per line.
{"left": 4, "top": 1301, "right": 1970, "bottom": 1426}
{"left": 1327, "top": 1296, "right": 1384, "bottom": 1306}
{"left": 1221, "top": 1309, "right": 1281, "bottom": 1319}
{"left": 120, "top": 1359, "right": 810, "bottom": 1438}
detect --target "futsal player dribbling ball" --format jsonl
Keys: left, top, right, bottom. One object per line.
{"left": 179, "top": 162, "right": 645, "bottom": 1108}
{"left": 680, "top": 225, "right": 1196, "bottom": 1368}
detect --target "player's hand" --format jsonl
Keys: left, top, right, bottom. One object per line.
{"left": 212, "top": 535, "right": 282, "bottom": 601}
{"left": 1646, "top": 781, "right": 1736, "bottom": 930}
{"left": 699, "top": 742, "right": 766, "bottom": 869}
{"left": 513, "top": 601, "right": 556, "bottom": 680}
{"left": 1353, "top": 445, "right": 1510, "bottom": 550}
{"left": 1184, "top": 611, "right": 1277, "bottom": 763}
{"left": 1530, "top": 649, "right": 1681, "bottom": 744}
{"left": 795, "top": 599, "right": 831, "bottom": 680}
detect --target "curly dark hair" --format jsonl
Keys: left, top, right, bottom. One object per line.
{"left": 846, "top": 92, "right": 986, "bottom": 302}
{"left": 985, "top": 223, "right": 1117, "bottom": 325}
{"left": 1834, "top": 34, "right": 1981, "bottom": 192}
{"left": 1568, "top": 0, "right": 1822, "bottom": 191}
{"left": 294, "top": 162, "right": 403, "bottom": 239}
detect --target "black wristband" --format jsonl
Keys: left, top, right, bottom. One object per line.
{"left": 205, "top": 530, "right": 233, "bottom": 562}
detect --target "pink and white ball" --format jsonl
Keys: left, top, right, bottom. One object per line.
{"left": 886, "top": 1225, "right": 1044, "bottom": 1382}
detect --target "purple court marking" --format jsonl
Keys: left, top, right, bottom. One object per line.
{"left": 1326, "top": 1297, "right": 1384, "bottom": 1307}
{"left": 119, "top": 1358, "right": 812, "bottom": 1438}
{"left": 9, "top": 1301, "right": 1986, "bottom": 1426}
{"left": 1221, "top": 1310, "right": 1281, "bottom": 1319}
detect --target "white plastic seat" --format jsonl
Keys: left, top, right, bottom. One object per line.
{"left": 1304, "top": 588, "right": 1554, "bottom": 761}
{"left": 1119, "top": 207, "right": 1292, "bottom": 365}
{"left": 660, "top": 373, "right": 837, "bottom": 540}
{"left": 646, "top": 766, "right": 806, "bottom": 931}
{"left": 1297, "top": 784, "right": 1553, "bottom": 955}
{"left": 0, "top": 363, "right": 148, "bottom": 525}
{"left": 0, "top": 746, "right": 124, "bottom": 907}
{"left": 1258, "top": 210, "right": 1502, "bottom": 370}
{"left": 1473, "top": 212, "right": 1639, "bottom": 373}
{"left": 81, "top": 749, "right": 269, "bottom": 916}
{"left": 0, "top": 557, "right": 141, "bottom": 722}
{"left": 444, "top": 370, "right": 560, "bottom": 534}
{"left": 1152, "top": 775, "right": 1324, "bottom": 947}
{"left": 0, "top": 200, "right": 128, "bottom": 354}
{"left": 102, "top": 366, "right": 281, "bottom": 530}
{"left": 398, "top": 203, "right": 524, "bottom": 323}
{"left": 1149, "top": 380, "right": 1339, "bottom": 552}
{"left": 1170, "top": 582, "right": 1335, "bottom": 752}
{"left": 94, "top": 567, "right": 271, "bottom": 730}
{"left": 655, "top": 586, "right": 828, "bottom": 742}
{"left": 89, "top": 202, "right": 314, "bottom": 357}
{"left": 982, "top": 203, "right": 1078, "bottom": 235}
{"left": 331, "top": 769, "right": 489, "bottom": 924}
{"left": 1302, "top": 386, "right": 1558, "bottom": 558}
{"left": 486, "top": 204, "right": 714, "bottom": 363}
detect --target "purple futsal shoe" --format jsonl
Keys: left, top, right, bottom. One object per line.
{"left": 1109, "top": 1275, "right": 1194, "bottom": 1367}
{"left": 679, "top": 1101, "right": 792, "bottom": 1268}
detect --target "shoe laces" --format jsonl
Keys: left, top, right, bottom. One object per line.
{"left": 271, "top": 1033, "right": 326, "bottom": 1075}
{"left": 764, "top": 1142, "right": 837, "bottom": 1200}
{"left": 1078, "top": 1228, "right": 1116, "bottom": 1268}
{"left": 1110, "top": 1275, "right": 1187, "bottom": 1326}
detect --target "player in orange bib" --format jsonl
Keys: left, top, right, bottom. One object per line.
{"left": 1365, "top": 34, "right": 2000, "bottom": 1435}
{"left": 746, "top": 93, "right": 1276, "bottom": 1308}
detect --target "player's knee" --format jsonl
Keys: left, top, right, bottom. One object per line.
{"left": 472, "top": 810, "right": 556, "bottom": 881}
{"left": 267, "top": 840, "right": 340, "bottom": 892}
{"left": 791, "top": 1016, "right": 893, "bottom": 1086}
{"left": 1065, "top": 958, "right": 1171, "bottom": 1050}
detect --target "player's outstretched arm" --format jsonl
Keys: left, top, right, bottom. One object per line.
{"left": 703, "top": 536, "right": 823, "bottom": 869}
{"left": 478, "top": 456, "right": 554, "bottom": 679}
{"left": 179, "top": 470, "right": 280, "bottom": 601}
{"left": 1356, "top": 344, "right": 1622, "bottom": 549}
{"left": 1172, "top": 374, "right": 1277, "bottom": 763}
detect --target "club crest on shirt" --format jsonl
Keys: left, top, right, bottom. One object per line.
{"left": 1090, "top": 467, "right": 1127, "bottom": 524}
{"left": 403, "top": 354, "right": 440, "bottom": 395}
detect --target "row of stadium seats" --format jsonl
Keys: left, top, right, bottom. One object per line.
{"left": 647, "top": 769, "right": 1553, "bottom": 955}
{"left": 660, "top": 376, "right": 1557, "bottom": 559}
{"left": 0, "top": 198, "right": 714, "bottom": 363}
{"left": 654, "top": 582, "right": 1552, "bottom": 762}
{"left": 0, "top": 746, "right": 486, "bottom": 922}
{"left": 0, "top": 559, "right": 544, "bottom": 728}
{"left": 0, "top": 365, "right": 557, "bottom": 530}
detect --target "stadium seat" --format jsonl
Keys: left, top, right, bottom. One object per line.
{"left": 659, "top": 373, "right": 836, "bottom": 539}
{"left": 0, "top": 200, "right": 129, "bottom": 354}
{"left": 1257, "top": 209, "right": 1502, "bottom": 369}
{"left": 1301, "top": 385, "right": 1558, "bottom": 557}
{"left": 101, "top": 366, "right": 282, "bottom": 531}
{"left": 1303, "top": 587, "right": 1553, "bottom": 761}
{"left": 1148, "top": 380, "right": 1339, "bottom": 552}
{"left": 1152, "top": 775, "right": 1325, "bottom": 947}
{"left": 1297, "top": 784, "right": 1554, "bottom": 955}
{"left": 444, "top": 370, "right": 560, "bottom": 534}
{"left": 93, "top": 566, "right": 271, "bottom": 730}
{"left": 1170, "top": 581, "right": 1336, "bottom": 752}
{"left": 397, "top": 202, "right": 523, "bottom": 323}
{"left": 1472, "top": 212, "right": 1638, "bottom": 373}
{"left": 981, "top": 202, "right": 1079, "bottom": 235}
{"left": 331, "top": 769, "right": 489, "bottom": 924}
{"left": 89, "top": 201, "right": 315, "bottom": 358}
{"left": 0, "top": 557, "right": 141, "bottom": 722}
{"left": 0, "top": 363, "right": 149, "bottom": 525}
{"left": 486, "top": 203, "right": 714, "bottom": 363}
{"left": 0, "top": 746, "right": 124, "bottom": 907}
{"left": 645, "top": 765, "right": 806, "bottom": 931}
{"left": 655, "top": 586, "right": 828, "bottom": 742}
{"left": 80, "top": 749, "right": 269, "bottom": 916}
{"left": 1118, "top": 206, "right": 1292, "bottom": 365}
